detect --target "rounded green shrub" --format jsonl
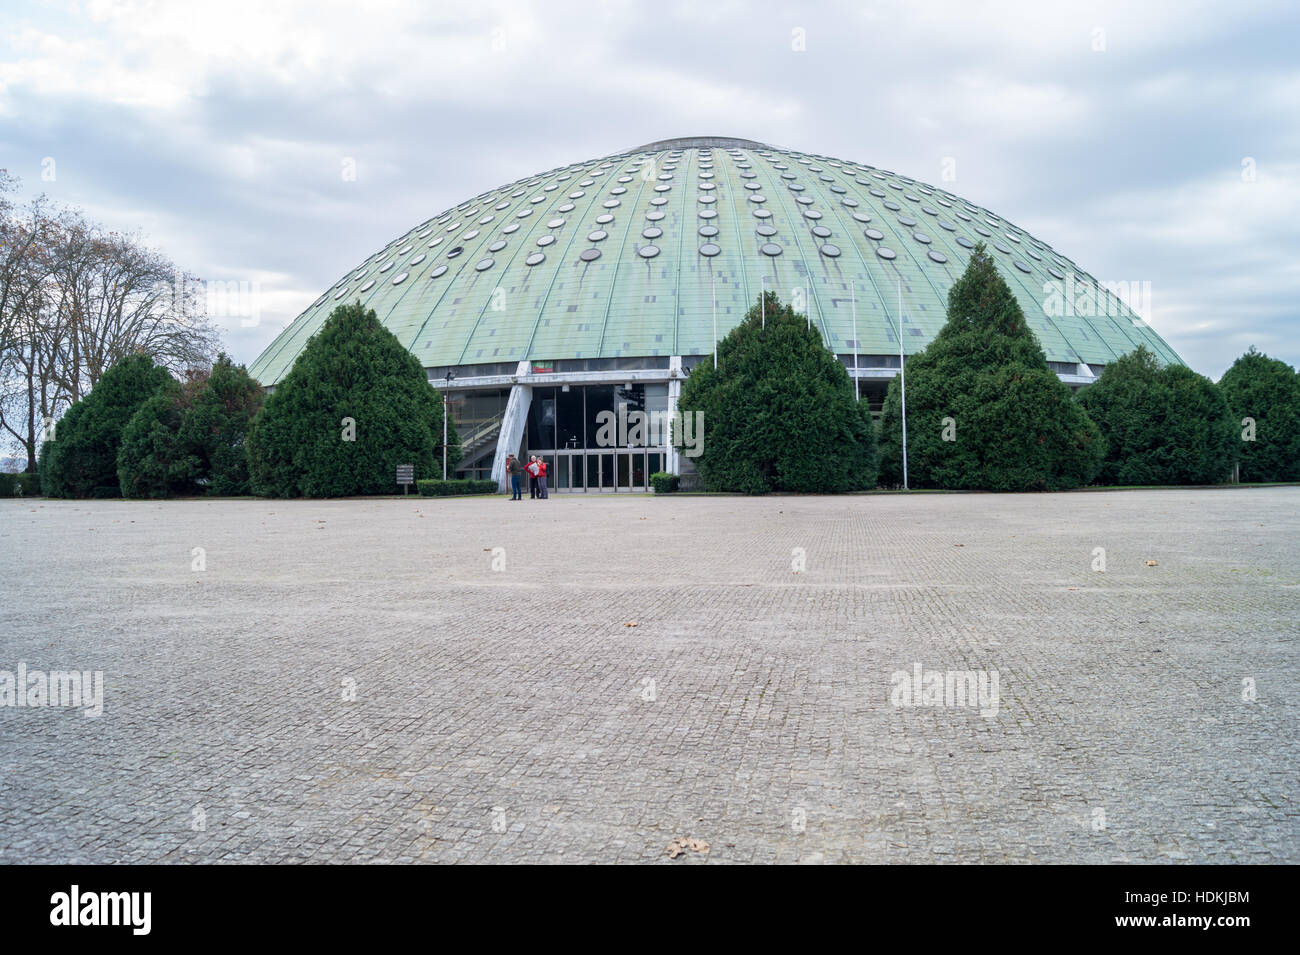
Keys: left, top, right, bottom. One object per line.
{"left": 1078, "top": 346, "right": 1238, "bottom": 485}
{"left": 1217, "top": 347, "right": 1300, "bottom": 483}
{"left": 39, "top": 353, "right": 176, "bottom": 498}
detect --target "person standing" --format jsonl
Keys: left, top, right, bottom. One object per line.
{"left": 506, "top": 454, "right": 523, "bottom": 501}
{"left": 527, "top": 455, "right": 540, "bottom": 499}
{"left": 537, "top": 456, "right": 549, "bottom": 499}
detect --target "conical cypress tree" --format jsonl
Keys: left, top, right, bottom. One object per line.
{"left": 246, "top": 303, "right": 460, "bottom": 497}
{"left": 177, "top": 354, "right": 264, "bottom": 495}
{"left": 678, "top": 290, "right": 877, "bottom": 494}
{"left": 878, "top": 245, "right": 1104, "bottom": 491}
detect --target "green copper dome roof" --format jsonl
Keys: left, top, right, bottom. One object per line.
{"left": 249, "top": 136, "right": 1181, "bottom": 385}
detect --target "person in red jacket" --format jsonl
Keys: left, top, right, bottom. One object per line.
{"left": 526, "top": 455, "right": 540, "bottom": 498}
{"left": 537, "top": 457, "right": 549, "bottom": 499}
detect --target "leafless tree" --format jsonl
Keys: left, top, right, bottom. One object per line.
{"left": 0, "top": 170, "right": 220, "bottom": 472}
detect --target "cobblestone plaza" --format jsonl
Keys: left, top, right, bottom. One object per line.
{"left": 1, "top": 488, "right": 1296, "bottom": 864}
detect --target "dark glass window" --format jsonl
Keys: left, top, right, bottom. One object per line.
{"left": 527, "top": 387, "right": 556, "bottom": 450}
{"left": 556, "top": 386, "right": 584, "bottom": 449}
{"left": 584, "top": 385, "right": 614, "bottom": 448}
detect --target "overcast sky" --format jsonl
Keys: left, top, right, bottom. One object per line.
{"left": 2, "top": 0, "right": 1296, "bottom": 378}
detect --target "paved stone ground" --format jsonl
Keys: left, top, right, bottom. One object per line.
{"left": 1, "top": 488, "right": 1297, "bottom": 864}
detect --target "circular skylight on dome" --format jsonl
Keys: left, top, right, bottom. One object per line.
{"left": 596, "top": 213, "right": 614, "bottom": 224}
{"left": 392, "top": 271, "right": 410, "bottom": 284}
{"left": 250, "top": 141, "right": 1185, "bottom": 393}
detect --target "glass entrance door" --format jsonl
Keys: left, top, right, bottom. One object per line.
{"left": 616, "top": 451, "right": 649, "bottom": 491}
{"left": 541, "top": 450, "right": 660, "bottom": 492}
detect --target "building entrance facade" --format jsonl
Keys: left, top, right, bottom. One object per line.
{"left": 523, "top": 382, "right": 669, "bottom": 493}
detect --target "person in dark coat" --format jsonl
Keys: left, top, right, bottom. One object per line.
{"left": 506, "top": 454, "right": 523, "bottom": 501}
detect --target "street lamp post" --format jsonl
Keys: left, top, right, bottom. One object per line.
{"left": 443, "top": 370, "right": 455, "bottom": 480}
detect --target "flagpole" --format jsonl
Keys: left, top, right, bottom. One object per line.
{"left": 899, "top": 278, "right": 908, "bottom": 490}
{"left": 851, "top": 283, "right": 859, "bottom": 401}
{"left": 712, "top": 267, "right": 718, "bottom": 369}
{"left": 761, "top": 274, "right": 765, "bottom": 329}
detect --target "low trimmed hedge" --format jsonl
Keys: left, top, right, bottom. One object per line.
{"left": 650, "top": 471, "right": 680, "bottom": 494}
{"left": 416, "top": 478, "right": 497, "bottom": 497}
{"left": 0, "top": 472, "right": 41, "bottom": 497}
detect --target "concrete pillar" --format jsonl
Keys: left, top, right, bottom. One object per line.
{"left": 667, "top": 356, "right": 682, "bottom": 475}
{"left": 492, "top": 361, "right": 533, "bottom": 491}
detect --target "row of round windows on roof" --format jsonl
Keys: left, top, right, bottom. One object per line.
{"left": 338, "top": 154, "right": 1079, "bottom": 300}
